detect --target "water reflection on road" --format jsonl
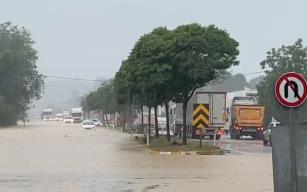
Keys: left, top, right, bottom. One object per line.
{"left": 0, "top": 121, "right": 273, "bottom": 192}
{"left": 203, "top": 136, "right": 272, "bottom": 154}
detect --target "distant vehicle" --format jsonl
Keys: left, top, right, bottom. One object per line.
{"left": 41, "top": 109, "right": 53, "bottom": 121}
{"left": 157, "top": 116, "right": 173, "bottom": 135}
{"left": 81, "top": 120, "right": 96, "bottom": 129}
{"left": 229, "top": 97, "right": 265, "bottom": 140}
{"left": 263, "top": 121, "right": 281, "bottom": 146}
{"left": 172, "top": 92, "right": 227, "bottom": 140}
{"left": 62, "top": 111, "right": 70, "bottom": 117}
{"left": 92, "top": 119, "right": 102, "bottom": 127}
{"left": 71, "top": 108, "right": 83, "bottom": 123}
{"left": 63, "top": 116, "right": 74, "bottom": 123}
{"left": 55, "top": 113, "right": 64, "bottom": 121}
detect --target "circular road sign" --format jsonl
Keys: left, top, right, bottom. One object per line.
{"left": 275, "top": 72, "right": 307, "bottom": 108}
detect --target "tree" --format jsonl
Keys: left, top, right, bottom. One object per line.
{"left": 84, "top": 80, "right": 119, "bottom": 127}
{"left": 126, "top": 27, "right": 174, "bottom": 139}
{"left": 171, "top": 24, "right": 239, "bottom": 144}
{"left": 257, "top": 39, "right": 307, "bottom": 126}
{"left": 248, "top": 75, "right": 265, "bottom": 89}
{"left": 113, "top": 28, "right": 171, "bottom": 139}
{"left": 0, "top": 22, "right": 44, "bottom": 126}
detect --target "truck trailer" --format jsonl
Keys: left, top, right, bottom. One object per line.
{"left": 172, "top": 92, "right": 227, "bottom": 140}
{"left": 71, "top": 108, "right": 83, "bottom": 123}
{"left": 41, "top": 109, "right": 53, "bottom": 121}
{"left": 229, "top": 96, "right": 265, "bottom": 140}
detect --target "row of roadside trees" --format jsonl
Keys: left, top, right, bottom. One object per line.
{"left": 83, "top": 23, "right": 240, "bottom": 145}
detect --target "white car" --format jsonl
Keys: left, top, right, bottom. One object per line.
{"left": 92, "top": 119, "right": 102, "bottom": 127}
{"left": 81, "top": 120, "right": 96, "bottom": 129}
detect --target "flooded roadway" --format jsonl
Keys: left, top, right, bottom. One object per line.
{"left": 0, "top": 121, "right": 273, "bottom": 192}
{"left": 203, "top": 135, "right": 272, "bottom": 154}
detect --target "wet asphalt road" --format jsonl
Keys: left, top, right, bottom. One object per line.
{"left": 0, "top": 121, "right": 273, "bottom": 192}
{"left": 203, "top": 135, "right": 272, "bottom": 154}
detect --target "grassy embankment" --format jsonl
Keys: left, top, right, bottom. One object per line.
{"left": 135, "top": 135, "right": 222, "bottom": 154}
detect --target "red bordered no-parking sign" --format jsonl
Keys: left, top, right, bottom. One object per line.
{"left": 275, "top": 72, "right": 307, "bottom": 108}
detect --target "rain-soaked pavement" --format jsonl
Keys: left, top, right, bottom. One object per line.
{"left": 0, "top": 121, "right": 273, "bottom": 192}
{"left": 203, "top": 135, "right": 272, "bottom": 154}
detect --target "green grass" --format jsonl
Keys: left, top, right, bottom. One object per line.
{"left": 135, "top": 135, "right": 221, "bottom": 153}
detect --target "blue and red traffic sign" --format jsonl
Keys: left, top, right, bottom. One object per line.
{"left": 275, "top": 72, "right": 307, "bottom": 108}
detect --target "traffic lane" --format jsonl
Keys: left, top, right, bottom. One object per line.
{"left": 203, "top": 135, "right": 272, "bottom": 154}
{"left": 0, "top": 121, "right": 273, "bottom": 192}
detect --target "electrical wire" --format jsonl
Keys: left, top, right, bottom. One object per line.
{"left": 43, "top": 70, "right": 266, "bottom": 82}
{"left": 43, "top": 75, "right": 105, "bottom": 82}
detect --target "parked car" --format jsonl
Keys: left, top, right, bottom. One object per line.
{"left": 63, "top": 116, "right": 74, "bottom": 123}
{"left": 92, "top": 119, "right": 102, "bottom": 127}
{"left": 81, "top": 120, "right": 96, "bottom": 129}
{"left": 263, "top": 121, "right": 281, "bottom": 146}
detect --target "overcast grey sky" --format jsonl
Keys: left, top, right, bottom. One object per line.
{"left": 1, "top": 0, "right": 306, "bottom": 80}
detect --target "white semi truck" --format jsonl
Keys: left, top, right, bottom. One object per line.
{"left": 172, "top": 92, "right": 227, "bottom": 140}
{"left": 41, "top": 109, "right": 53, "bottom": 121}
{"left": 71, "top": 107, "right": 83, "bottom": 123}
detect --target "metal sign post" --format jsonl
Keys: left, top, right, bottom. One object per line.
{"left": 288, "top": 108, "right": 297, "bottom": 191}
{"left": 272, "top": 72, "right": 307, "bottom": 192}
{"left": 192, "top": 104, "right": 209, "bottom": 148}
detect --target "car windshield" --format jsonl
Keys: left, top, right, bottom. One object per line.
{"left": 64, "top": 117, "right": 72, "bottom": 119}
{"left": 83, "top": 122, "right": 94, "bottom": 125}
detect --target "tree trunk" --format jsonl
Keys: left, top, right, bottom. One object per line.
{"left": 182, "top": 101, "right": 188, "bottom": 145}
{"left": 141, "top": 106, "right": 144, "bottom": 133}
{"left": 148, "top": 107, "right": 151, "bottom": 136}
{"left": 105, "top": 114, "right": 109, "bottom": 127}
{"left": 101, "top": 111, "right": 105, "bottom": 126}
{"left": 154, "top": 106, "right": 159, "bottom": 137}
{"left": 165, "top": 102, "right": 170, "bottom": 142}
{"left": 113, "top": 113, "right": 116, "bottom": 128}
{"left": 23, "top": 113, "right": 25, "bottom": 127}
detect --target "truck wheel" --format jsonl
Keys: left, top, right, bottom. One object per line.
{"left": 235, "top": 133, "right": 240, "bottom": 140}
{"left": 263, "top": 140, "right": 268, "bottom": 146}
{"left": 257, "top": 133, "right": 264, "bottom": 140}
{"left": 230, "top": 129, "right": 234, "bottom": 139}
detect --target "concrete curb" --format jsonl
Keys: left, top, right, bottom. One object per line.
{"left": 145, "top": 148, "right": 224, "bottom": 155}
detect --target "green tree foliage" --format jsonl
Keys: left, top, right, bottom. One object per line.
{"left": 83, "top": 80, "right": 118, "bottom": 122}
{"left": 257, "top": 39, "right": 307, "bottom": 125}
{"left": 112, "top": 28, "right": 174, "bottom": 138}
{"left": 92, "top": 23, "right": 239, "bottom": 145}
{"left": 0, "top": 22, "right": 44, "bottom": 126}
{"left": 171, "top": 24, "right": 239, "bottom": 144}
{"left": 125, "top": 27, "right": 174, "bottom": 138}
{"left": 248, "top": 75, "right": 265, "bottom": 89}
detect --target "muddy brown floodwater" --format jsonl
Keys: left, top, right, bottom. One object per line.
{"left": 0, "top": 120, "right": 273, "bottom": 192}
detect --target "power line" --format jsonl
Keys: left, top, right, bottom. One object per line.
{"left": 241, "top": 71, "right": 265, "bottom": 75}
{"left": 43, "top": 70, "right": 266, "bottom": 83}
{"left": 43, "top": 75, "right": 105, "bottom": 82}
